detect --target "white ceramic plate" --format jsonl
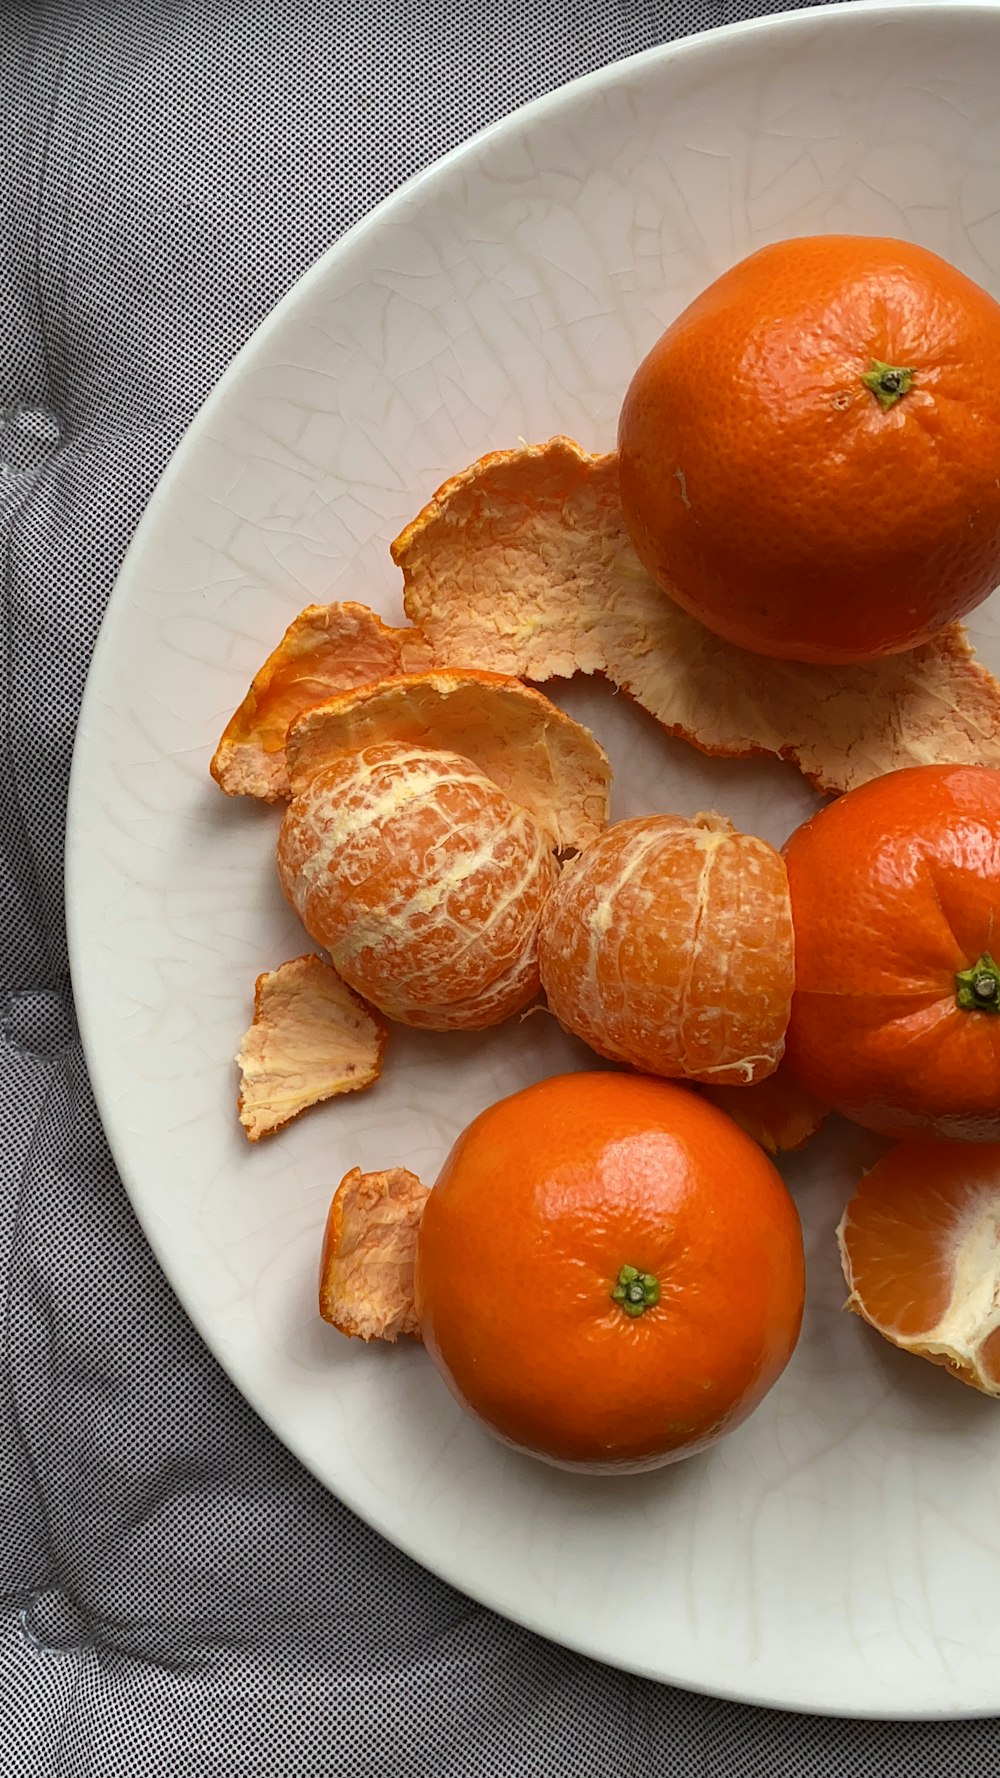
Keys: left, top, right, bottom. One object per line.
{"left": 68, "top": 0, "right": 1000, "bottom": 1717}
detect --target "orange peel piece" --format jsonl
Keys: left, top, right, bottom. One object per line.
{"left": 212, "top": 601, "right": 432, "bottom": 801}
{"left": 394, "top": 438, "right": 1000, "bottom": 797}
{"left": 236, "top": 954, "right": 387, "bottom": 1140}
{"left": 285, "top": 669, "right": 611, "bottom": 856}
{"left": 319, "top": 1165, "right": 428, "bottom": 1341}
{"left": 701, "top": 1064, "right": 829, "bottom": 1155}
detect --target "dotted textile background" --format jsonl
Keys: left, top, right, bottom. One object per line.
{"left": 2, "top": 0, "right": 999, "bottom": 1771}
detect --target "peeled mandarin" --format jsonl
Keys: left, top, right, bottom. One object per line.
{"left": 538, "top": 812, "right": 793, "bottom": 1085}
{"left": 277, "top": 740, "right": 557, "bottom": 1030}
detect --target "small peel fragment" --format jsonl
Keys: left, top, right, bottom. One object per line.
{"left": 237, "top": 954, "right": 387, "bottom": 1141}
{"left": 393, "top": 438, "right": 1000, "bottom": 797}
{"left": 700, "top": 1064, "right": 829, "bottom": 1154}
{"left": 319, "top": 1165, "right": 428, "bottom": 1341}
{"left": 212, "top": 602, "right": 432, "bottom": 800}
{"left": 286, "top": 669, "right": 611, "bottom": 855}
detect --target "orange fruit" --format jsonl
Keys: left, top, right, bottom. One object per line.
{"left": 276, "top": 740, "right": 557, "bottom": 1030}
{"left": 783, "top": 764, "right": 1000, "bottom": 1140}
{"left": 838, "top": 1140, "right": 1000, "bottom": 1397}
{"left": 617, "top": 235, "right": 1000, "bottom": 664}
{"left": 415, "top": 1072, "right": 805, "bottom": 1471}
{"left": 537, "top": 812, "right": 794, "bottom": 1085}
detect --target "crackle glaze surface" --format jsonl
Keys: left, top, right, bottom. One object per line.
{"left": 67, "top": 2, "right": 1000, "bottom": 1716}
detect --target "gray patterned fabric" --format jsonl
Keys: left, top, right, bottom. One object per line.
{"left": 3, "top": 0, "right": 999, "bottom": 1769}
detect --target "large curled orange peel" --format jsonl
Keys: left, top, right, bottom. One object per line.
{"left": 286, "top": 668, "right": 611, "bottom": 856}
{"left": 393, "top": 438, "right": 1000, "bottom": 797}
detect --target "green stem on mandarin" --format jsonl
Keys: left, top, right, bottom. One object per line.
{"left": 611, "top": 1264, "right": 661, "bottom": 1318}
{"left": 955, "top": 951, "right": 1000, "bottom": 1013}
{"left": 860, "top": 359, "right": 915, "bottom": 411}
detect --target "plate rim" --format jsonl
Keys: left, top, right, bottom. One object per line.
{"left": 66, "top": 0, "right": 1000, "bottom": 1719}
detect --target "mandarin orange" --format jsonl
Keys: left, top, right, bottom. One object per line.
{"left": 618, "top": 235, "right": 1000, "bottom": 663}
{"left": 537, "top": 812, "right": 793, "bottom": 1085}
{"left": 784, "top": 764, "right": 1000, "bottom": 1139}
{"left": 276, "top": 740, "right": 557, "bottom": 1030}
{"left": 415, "top": 1071, "right": 805, "bottom": 1471}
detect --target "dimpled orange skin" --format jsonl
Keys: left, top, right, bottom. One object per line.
{"left": 276, "top": 741, "right": 558, "bottom": 1030}
{"left": 414, "top": 1072, "right": 806, "bottom": 1472}
{"left": 784, "top": 765, "right": 1000, "bottom": 1140}
{"left": 617, "top": 235, "right": 1000, "bottom": 664}
{"left": 538, "top": 814, "right": 794, "bottom": 1086}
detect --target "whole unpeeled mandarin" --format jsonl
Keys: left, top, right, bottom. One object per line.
{"left": 783, "top": 764, "right": 1000, "bottom": 1139}
{"left": 415, "top": 1071, "right": 805, "bottom": 1471}
{"left": 618, "top": 235, "right": 1000, "bottom": 663}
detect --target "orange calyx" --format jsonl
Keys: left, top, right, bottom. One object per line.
{"left": 611, "top": 1265, "right": 661, "bottom": 1318}
{"left": 860, "top": 358, "right": 915, "bottom": 411}
{"left": 955, "top": 952, "right": 1000, "bottom": 1013}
